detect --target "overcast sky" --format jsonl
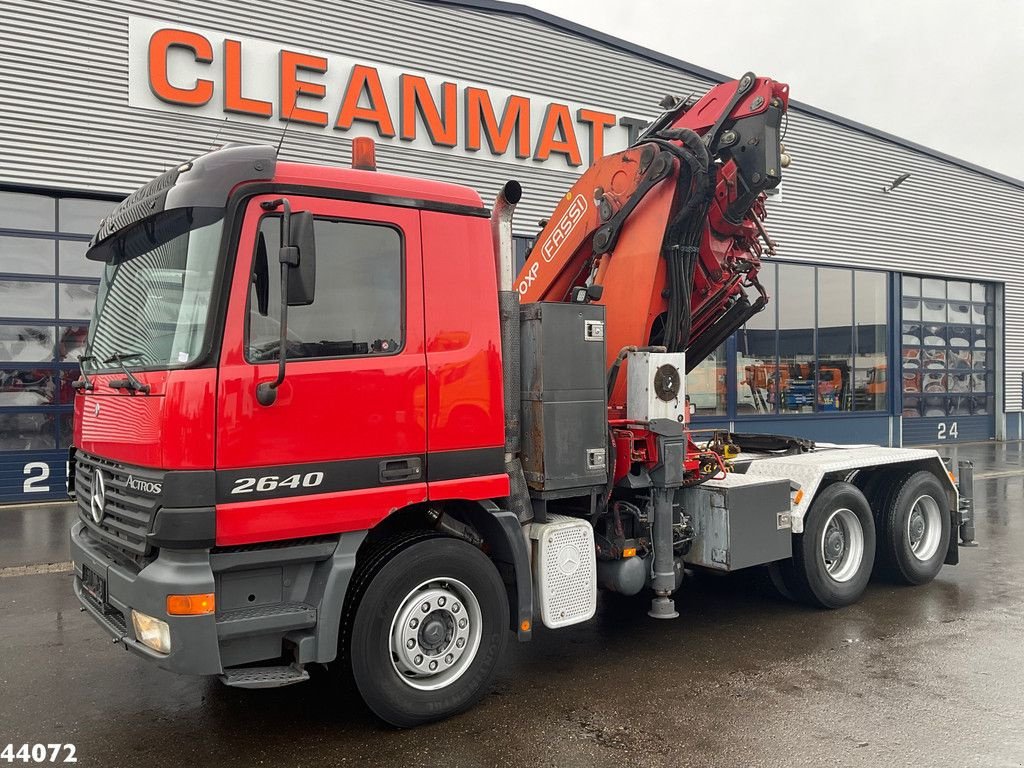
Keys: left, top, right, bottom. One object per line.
{"left": 524, "top": 0, "right": 1024, "bottom": 181}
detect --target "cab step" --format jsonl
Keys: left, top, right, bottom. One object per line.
{"left": 220, "top": 663, "right": 310, "bottom": 689}
{"left": 215, "top": 602, "right": 317, "bottom": 640}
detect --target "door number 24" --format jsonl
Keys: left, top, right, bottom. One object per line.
{"left": 230, "top": 471, "right": 325, "bottom": 494}
{"left": 937, "top": 422, "right": 959, "bottom": 440}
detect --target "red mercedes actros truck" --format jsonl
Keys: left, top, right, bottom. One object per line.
{"left": 69, "top": 73, "right": 975, "bottom": 726}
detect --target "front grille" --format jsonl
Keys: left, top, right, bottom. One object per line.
{"left": 75, "top": 451, "right": 162, "bottom": 559}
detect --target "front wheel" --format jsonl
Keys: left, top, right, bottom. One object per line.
{"left": 347, "top": 535, "right": 509, "bottom": 727}
{"left": 782, "top": 482, "right": 876, "bottom": 608}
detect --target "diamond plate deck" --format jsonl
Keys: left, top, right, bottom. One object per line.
{"left": 740, "top": 447, "right": 956, "bottom": 533}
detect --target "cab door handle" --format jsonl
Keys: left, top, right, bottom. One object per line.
{"left": 379, "top": 457, "right": 423, "bottom": 483}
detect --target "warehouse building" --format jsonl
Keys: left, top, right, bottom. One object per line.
{"left": 1, "top": 0, "right": 1023, "bottom": 503}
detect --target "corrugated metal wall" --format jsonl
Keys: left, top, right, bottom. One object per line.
{"left": 2, "top": 0, "right": 1023, "bottom": 411}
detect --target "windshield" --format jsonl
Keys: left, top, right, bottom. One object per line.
{"left": 85, "top": 208, "right": 224, "bottom": 372}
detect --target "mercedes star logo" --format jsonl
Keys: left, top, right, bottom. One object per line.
{"left": 557, "top": 544, "right": 582, "bottom": 576}
{"left": 90, "top": 470, "right": 107, "bottom": 524}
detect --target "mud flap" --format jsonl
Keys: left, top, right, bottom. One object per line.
{"left": 944, "top": 516, "right": 960, "bottom": 566}
{"left": 475, "top": 504, "right": 533, "bottom": 641}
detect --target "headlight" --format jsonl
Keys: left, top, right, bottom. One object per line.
{"left": 131, "top": 610, "right": 171, "bottom": 654}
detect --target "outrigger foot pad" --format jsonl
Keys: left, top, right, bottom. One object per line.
{"left": 648, "top": 596, "right": 679, "bottom": 619}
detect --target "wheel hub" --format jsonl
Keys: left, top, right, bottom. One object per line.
{"left": 820, "top": 507, "right": 865, "bottom": 584}
{"left": 825, "top": 526, "right": 846, "bottom": 559}
{"left": 389, "top": 580, "right": 482, "bottom": 691}
{"left": 419, "top": 611, "right": 453, "bottom": 652}
{"left": 909, "top": 512, "right": 925, "bottom": 545}
{"left": 908, "top": 494, "right": 943, "bottom": 561}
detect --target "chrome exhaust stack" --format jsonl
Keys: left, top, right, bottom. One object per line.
{"left": 492, "top": 180, "right": 522, "bottom": 293}
{"left": 491, "top": 181, "right": 531, "bottom": 523}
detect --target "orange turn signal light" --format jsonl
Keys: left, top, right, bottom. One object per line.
{"left": 520, "top": 619, "right": 531, "bottom": 632}
{"left": 622, "top": 547, "right": 637, "bottom": 558}
{"left": 166, "top": 593, "right": 215, "bottom": 616}
{"left": 793, "top": 489, "right": 805, "bottom": 505}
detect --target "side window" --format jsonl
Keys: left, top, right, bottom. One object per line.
{"left": 248, "top": 216, "right": 403, "bottom": 361}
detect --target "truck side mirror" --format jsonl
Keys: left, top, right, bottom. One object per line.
{"left": 287, "top": 211, "right": 316, "bottom": 306}
{"left": 257, "top": 198, "right": 315, "bottom": 407}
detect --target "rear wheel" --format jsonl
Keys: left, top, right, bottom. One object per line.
{"left": 875, "top": 471, "right": 950, "bottom": 585}
{"left": 346, "top": 535, "right": 508, "bottom": 727}
{"left": 782, "top": 482, "right": 876, "bottom": 608}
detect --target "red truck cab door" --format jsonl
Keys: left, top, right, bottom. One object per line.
{"left": 214, "top": 194, "right": 427, "bottom": 546}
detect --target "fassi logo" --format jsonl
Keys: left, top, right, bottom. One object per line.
{"left": 517, "top": 194, "right": 589, "bottom": 296}
{"left": 542, "top": 195, "right": 589, "bottom": 263}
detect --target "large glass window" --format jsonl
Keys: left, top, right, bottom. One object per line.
{"left": 0, "top": 192, "right": 54, "bottom": 232}
{"left": 778, "top": 264, "right": 817, "bottom": 414}
{"left": 686, "top": 343, "right": 726, "bottom": 416}
{"left": 728, "top": 263, "right": 889, "bottom": 416}
{"left": 815, "top": 267, "right": 852, "bottom": 412}
{"left": 0, "top": 325, "right": 54, "bottom": 362}
{"left": 0, "top": 280, "right": 57, "bottom": 319}
{"left": 736, "top": 263, "right": 777, "bottom": 414}
{"left": 0, "top": 236, "right": 55, "bottom": 275}
{"left": 901, "top": 277, "right": 995, "bottom": 418}
{"left": 248, "top": 217, "right": 403, "bottom": 361}
{"left": 0, "top": 412, "right": 55, "bottom": 451}
{"left": 0, "top": 191, "right": 113, "bottom": 460}
{"left": 59, "top": 198, "right": 115, "bottom": 236}
{"left": 854, "top": 271, "right": 888, "bottom": 410}
{"left": 59, "top": 240, "right": 104, "bottom": 278}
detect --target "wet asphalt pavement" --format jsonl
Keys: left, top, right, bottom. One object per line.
{"left": 1, "top": 443, "right": 1022, "bottom": 767}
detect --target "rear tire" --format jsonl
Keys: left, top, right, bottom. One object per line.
{"left": 782, "top": 482, "right": 876, "bottom": 608}
{"left": 875, "top": 471, "right": 950, "bottom": 585}
{"left": 346, "top": 535, "right": 508, "bottom": 727}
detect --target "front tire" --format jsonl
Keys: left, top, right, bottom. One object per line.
{"left": 347, "top": 535, "right": 509, "bottom": 727}
{"left": 875, "top": 471, "right": 951, "bottom": 585}
{"left": 782, "top": 482, "right": 876, "bottom": 608}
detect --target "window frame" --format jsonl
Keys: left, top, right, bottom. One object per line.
{"left": 243, "top": 211, "right": 408, "bottom": 365}
{"left": 0, "top": 187, "right": 117, "bottom": 456}
{"left": 699, "top": 260, "right": 893, "bottom": 422}
{"left": 899, "top": 273, "right": 997, "bottom": 420}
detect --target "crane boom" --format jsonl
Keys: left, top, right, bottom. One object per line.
{"left": 517, "top": 73, "right": 790, "bottom": 412}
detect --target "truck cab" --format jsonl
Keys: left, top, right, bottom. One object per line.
{"left": 70, "top": 145, "right": 522, "bottom": 716}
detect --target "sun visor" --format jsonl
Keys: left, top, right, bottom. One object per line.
{"left": 87, "top": 144, "right": 277, "bottom": 261}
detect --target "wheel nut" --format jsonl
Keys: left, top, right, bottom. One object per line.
{"left": 456, "top": 638, "right": 465, "bottom": 648}
{"left": 406, "top": 639, "right": 415, "bottom": 649}
{"left": 437, "top": 596, "right": 446, "bottom": 607}
{"left": 445, "top": 654, "right": 454, "bottom": 664}
{"left": 410, "top": 618, "right": 419, "bottom": 629}
{"left": 421, "top": 602, "right": 431, "bottom": 613}
{"left": 452, "top": 603, "right": 460, "bottom": 613}
{"left": 414, "top": 655, "right": 423, "bottom": 665}
{"left": 429, "top": 660, "right": 438, "bottom": 671}
{"left": 458, "top": 618, "right": 468, "bottom": 629}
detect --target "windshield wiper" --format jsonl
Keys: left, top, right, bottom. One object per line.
{"left": 71, "top": 354, "right": 96, "bottom": 391}
{"left": 105, "top": 352, "right": 151, "bottom": 394}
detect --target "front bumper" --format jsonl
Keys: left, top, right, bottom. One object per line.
{"left": 70, "top": 520, "right": 222, "bottom": 675}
